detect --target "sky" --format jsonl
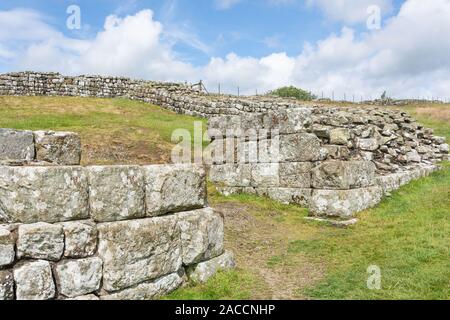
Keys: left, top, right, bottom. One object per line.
{"left": 0, "top": 0, "right": 449, "bottom": 99}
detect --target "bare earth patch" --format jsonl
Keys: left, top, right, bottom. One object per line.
{"left": 214, "top": 202, "right": 324, "bottom": 300}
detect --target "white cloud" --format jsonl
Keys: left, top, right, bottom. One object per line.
{"left": 2, "top": 0, "right": 450, "bottom": 99}
{"left": 306, "top": 0, "right": 394, "bottom": 24}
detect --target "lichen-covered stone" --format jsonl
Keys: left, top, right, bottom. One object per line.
{"left": 87, "top": 166, "right": 145, "bottom": 222}
{"left": 55, "top": 257, "right": 103, "bottom": 298}
{"left": 279, "top": 133, "right": 324, "bottom": 162}
{"left": 187, "top": 251, "right": 235, "bottom": 283}
{"left": 101, "top": 272, "right": 184, "bottom": 300}
{"left": 0, "top": 226, "right": 14, "bottom": 267}
{"left": 61, "top": 221, "right": 97, "bottom": 258}
{"left": 97, "top": 215, "right": 182, "bottom": 292}
{"left": 356, "top": 138, "right": 379, "bottom": 151}
{"left": 0, "top": 166, "right": 89, "bottom": 223}
{"left": 143, "top": 164, "right": 206, "bottom": 216}
{"left": 14, "top": 260, "right": 55, "bottom": 300}
{"left": 0, "top": 129, "right": 35, "bottom": 161}
{"left": 34, "top": 130, "right": 81, "bottom": 165}
{"left": 330, "top": 128, "right": 351, "bottom": 145}
{"left": 177, "top": 208, "right": 224, "bottom": 265}
{"left": 17, "top": 222, "right": 64, "bottom": 261}
{"left": 0, "top": 270, "right": 14, "bottom": 300}
{"left": 279, "top": 162, "right": 312, "bottom": 188}
{"left": 251, "top": 163, "right": 279, "bottom": 187}
{"left": 209, "top": 164, "right": 251, "bottom": 187}
{"left": 67, "top": 294, "right": 100, "bottom": 300}
{"left": 312, "top": 161, "right": 376, "bottom": 189}
{"left": 267, "top": 188, "right": 312, "bottom": 206}
{"left": 309, "top": 186, "right": 383, "bottom": 218}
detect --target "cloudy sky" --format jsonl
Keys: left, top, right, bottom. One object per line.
{"left": 0, "top": 0, "right": 449, "bottom": 99}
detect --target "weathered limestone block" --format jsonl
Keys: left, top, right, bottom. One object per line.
{"left": 187, "top": 251, "right": 236, "bottom": 283}
{"left": 262, "top": 108, "right": 313, "bottom": 134}
{"left": 309, "top": 186, "right": 383, "bottom": 218}
{"left": 0, "top": 270, "right": 14, "bottom": 300}
{"left": 177, "top": 208, "right": 224, "bottom": 265}
{"left": 67, "top": 294, "right": 100, "bottom": 300}
{"left": 17, "top": 222, "right": 64, "bottom": 261}
{"left": 0, "top": 226, "right": 15, "bottom": 267}
{"left": 375, "top": 173, "right": 401, "bottom": 194}
{"left": 251, "top": 163, "right": 280, "bottom": 187}
{"left": 267, "top": 188, "right": 311, "bottom": 206}
{"left": 101, "top": 272, "right": 183, "bottom": 300}
{"left": 14, "top": 260, "right": 56, "bottom": 300}
{"left": 279, "top": 133, "right": 325, "bottom": 162}
{"left": 312, "top": 161, "right": 376, "bottom": 189}
{"left": 279, "top": 162, "right": 312, "bottom": 188}
{"left": 55, "top": 257, "right": 103, "bottom": 298}
{"left": 358, "top": 138, "right": 381, "bottom": 151}
{"left": 34, "top": 131, "right": 81, "bottom": 165}
{"left": 87, "top": 166, "right": 145, "bottom": 222}
{"left": 324, "top": 145, "right": 350, "bottom": 160}
{"left": 208, "top": 115, "right": 242, "bottom": 137}
{"left": 330, "top": 128, "right": 351, "bottom": 145}
{"left": 97, "top": 215, "right": 182, "bottom": 292}
{"left": 144, "top": 164, "right": 206, "bottom": 217}
{"left": 0, "top": 166, "right": 89, "bottom": 224}
{"left": 61, "top": 221, "right": 97, "bottom": 258}
{"left": 209, "top": 164, "right": 251, "bottom": 187}
{"left": 0, "top": 129, "right": 35, "bottom": 161}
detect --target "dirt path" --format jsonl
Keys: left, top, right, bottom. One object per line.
{"left": 213, "top": 202, "right": 325, "bottom": 300}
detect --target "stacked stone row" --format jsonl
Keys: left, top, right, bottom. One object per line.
{"left": 207, "top": 108, "right": 446, "bottom": 218}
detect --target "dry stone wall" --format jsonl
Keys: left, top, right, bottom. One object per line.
{"left": 208, "top": 108, "right": 448, "bottom": 219}
{"left": 0, "top": 129, "right": 234, "bottom": 300}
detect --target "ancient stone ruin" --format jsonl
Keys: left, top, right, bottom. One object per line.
{"left": 0, "top": 129, "right": 234, "bottom": 300}
{"left": 0, "top": 71, "right": 448, "bottom": 299}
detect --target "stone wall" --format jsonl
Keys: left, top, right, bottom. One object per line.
{"left": 0, "top": 129, "right": 234, "bottom": 300}
{"left": 207, "top": 108, "right": 448, "bottom": 219}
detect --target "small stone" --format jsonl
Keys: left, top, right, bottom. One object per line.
{"left": 61, "top": 221, "right": 97, "bottom": 258}
{"left": 17, "top": 222, "right": 64, "bottom": 261}
{"left": 330, "top": 128, "right": 351, "bottom": 145}
{"left": 187, "top": 251, "right": 235, "bottom": 283}
{"left": 356, "top": 138, "right": 379, "bottom": 151}
{"left": 14, "top": 260, "right": 55, "bottom": 300}
{"left": 0, "top": 226, "right": 15, "bottom": 267}
{"left": 0, "top": 270, "right": 14, "bottom": 300}
{"left": 439, "top": 144, "right": 449, "bottom": 153}
{"left": 55, "top": 257, "right": 103, "bottom": 298}
{"left": 177, "top": 208, "right": 224, "bottom": 265}
{"left": 34, "top": 130, "right": 81, "bottom": 165}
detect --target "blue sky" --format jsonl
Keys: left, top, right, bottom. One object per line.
{"left": 1, "top": 0, "right": 449, "bottom": 99}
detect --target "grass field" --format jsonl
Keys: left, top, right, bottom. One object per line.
{"left": 0, "top": 96, "right": 448, "bottom": 300}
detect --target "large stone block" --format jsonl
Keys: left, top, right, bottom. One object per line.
{"left": 209, "top": 164, "right": 251, "bottom": 187}
{"left": 87, "top": 166, "right": 145, "bottom": 222}
{"left": 101, "top": 272, "right": 183, "bottom": 300}
{"left": 97, "top": 215, "right": 182, "bottom": 292}
{"left": 187, "top": 251, "right": 236, "bottom": 283}
{"left": 34, "top": 131, "right": 81, "bottom": 165}
{"left": 55, "top": 257, "right": 103, "bottom": 298}
{"left": 267, "top": 188, "right": 312, "bottom": 206}
{"left": 312, "top": 160, "right": 376, "bottom": 189}
{"left": 0, "top": 270, "right": 14, "bottom": 300}
{"left": 0, "top": 166, "right": 89, "bottom": 223}
{"left": 17, "top": 222, "right": 64, "bottom": 261}
{"left": 144, "top": 164, "right": 206, "bottom": 216}
{"left": 309, "top": 186, "right": 383, "bottom": 218}
{"left": 0, "top": 226, "right": 15, "bottom": 267}
{"left": 279, "top": 133, "right": 325, "bottom": 162}
{"left": 14, "top": 260, "right": 56, "bottom": 300}
{"left": 177, "top": 208, "right": 224, "bottom": 265}
{"left": 262, "top": 108, "right": 313, "bottom": 134}
{"left": 251, "top": 163, "right": 279, "bottom": 187}
{"left": 60, "top": 221, "right": 97, "bottom": 258}
{"left": 330, "top": 128, "right": 351, "bottom": 145}
{"left": 0, "top": 129, "right": 35, "bottom": 161}
{"left": 279, "top": 162, "right": 312, "bottom": 188}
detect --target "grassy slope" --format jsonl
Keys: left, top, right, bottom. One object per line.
{"left": 0, "top": 96, "right": 205, "bottom": 165}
